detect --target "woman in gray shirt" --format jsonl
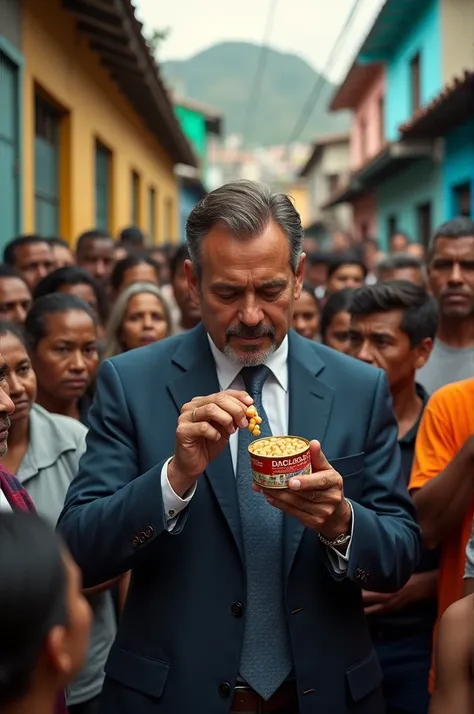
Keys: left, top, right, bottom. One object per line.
{"left": 0, "top": 320, "right": 116, "bottom": 714}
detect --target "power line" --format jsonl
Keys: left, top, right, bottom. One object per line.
{"left": 240, "top": 0, "right": 279, "bottom": 144}
{"left": 286, "top": 0, "right": 366, "bottom": 147}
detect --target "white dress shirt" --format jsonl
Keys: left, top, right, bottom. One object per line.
{"left": 0, "top": 488, "right": 12, "bottom": 512}
{"left": 160, "top": 334, "right": 352, "bottom": 571}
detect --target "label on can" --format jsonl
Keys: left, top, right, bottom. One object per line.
{"left": 250, "top": 449, "right": 311, "bottom": 489}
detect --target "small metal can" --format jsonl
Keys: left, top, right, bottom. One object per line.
{"left": 248, "top": 436, "right": 311, "bottom": 489}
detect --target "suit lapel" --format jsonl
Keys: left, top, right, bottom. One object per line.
{"left": 284, "top": 331, "right": 335, "bottom": 578}
{"left": 167, "top": 326, "right": 244, "bottom": 564}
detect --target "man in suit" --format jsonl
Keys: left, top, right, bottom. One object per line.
{"left": 58, "top": 181, "right": 420, "bottom": 714}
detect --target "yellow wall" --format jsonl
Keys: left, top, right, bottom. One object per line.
{"left": 287, "top": 182, "right": 309, "bottom": 228}
{"left": 22, "top": 0, "right": 179, "bottom": 244}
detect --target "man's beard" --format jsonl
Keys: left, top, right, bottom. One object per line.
{"left": 223, "top": 323, "right": 277, "bottom": 366}
{"left": 0, "top": 416, "right": 10, "bottom": 457}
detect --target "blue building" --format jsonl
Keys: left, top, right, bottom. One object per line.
{"left": 328, "top": 0, "right": 474, "bottom": 249}
{"left": 400, "top": 72, "right": 474, "bottom": 221}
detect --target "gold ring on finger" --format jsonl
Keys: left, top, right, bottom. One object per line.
{"left": 191, "top": 408, "right": 197, "bottom": 423}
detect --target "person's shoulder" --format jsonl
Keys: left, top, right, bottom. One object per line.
{"left": 427, "top": 378, "right": 474, "bottom": 411}
{"left": 439, "top": 595, "right": 474, "bottom": 645}
{"left": 109, "top": 331, "right": 190, "bottom": 373}
{"left": 31, "top": 404, "right": 87, "bottom": 443}
{"left": 292, "top": 332, "right": 382, "bottom": 385}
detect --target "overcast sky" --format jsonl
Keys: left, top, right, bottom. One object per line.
{"left": 134, "top": 0, "right": 385, "bottom": 82}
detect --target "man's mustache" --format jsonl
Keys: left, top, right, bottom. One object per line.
{"left": 225, "top": 324, "right": 276, "bottom": 340}
{"left": 441, "top": 289, "right": 471, "bottom": 299}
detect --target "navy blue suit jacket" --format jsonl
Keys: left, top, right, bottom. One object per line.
{"left": 58, "top": 325, "right": 420, "bottom": 714}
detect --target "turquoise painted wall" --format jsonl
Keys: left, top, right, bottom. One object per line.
{"left": 443, "top": 118, "right": 474, "bottom": 218}
{"left": 174, "top": 105, "right": 207, "bottom": 159}
{"left": 385, "top": 0, "right": 442, "bottom": 140}
{"left": 376, "top": 159, "right": 443, "bottom": 249}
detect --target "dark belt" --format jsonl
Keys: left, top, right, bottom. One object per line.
{"left": 369, "top": 622, "right": 433, "bottom": 641}
{"left": 230, "top": 681, "right": 298, "bottom": 713}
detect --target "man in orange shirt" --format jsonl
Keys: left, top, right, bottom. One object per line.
{"left": 409, "top": 378, "right": 474, "bottom": 687}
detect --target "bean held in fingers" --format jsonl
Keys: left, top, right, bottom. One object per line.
{"left": 168, "top": 390, "right": 255, "bottom": 496}
{"left": 246, "top": 405, "right": 262, "bottom": 437}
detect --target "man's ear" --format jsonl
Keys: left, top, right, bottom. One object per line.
{"left": 185, "top": 259, "right": 199, "bottom": 304}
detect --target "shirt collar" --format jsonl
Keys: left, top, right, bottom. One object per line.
{"left": 207, "top": 334, "right": 289, "bottom": 392}
{"left": 18, "top": 404, "right": 80, "bottom": 482}
{"left": 399, "top": 383, "right": 429, "bottom": 446}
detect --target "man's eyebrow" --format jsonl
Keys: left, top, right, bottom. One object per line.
{"left": 211, "top": 280, "right": 288, "bottom": 291}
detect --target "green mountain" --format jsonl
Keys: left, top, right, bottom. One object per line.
{"left": 162, "top": 42, "right": 350, "bottom": 147}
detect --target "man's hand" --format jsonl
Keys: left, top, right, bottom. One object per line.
{"left": 363, "top": 570, "right": 438, "bottom": 615}
{"left": 254, "top": 440, "right": 352, "bottom": 538}
{"left": 168, "top": 390, "right": 253, "bottom": 497}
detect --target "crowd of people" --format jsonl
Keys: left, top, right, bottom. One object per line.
{"left": 0, "top": 180, "right": 474, "bottom": 714}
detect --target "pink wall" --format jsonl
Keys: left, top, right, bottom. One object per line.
{"left": 350, "top": 67, "right": 386, "bottom": 171}
{"left": 353, "top": 193, "right": 377, "bottom": 241}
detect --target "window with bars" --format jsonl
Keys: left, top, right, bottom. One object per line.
{"left": 417, "top": 202, "right": 432, "bottom": 247}
{"left": 164, "top": 197, "right": 173, "bottom": 240}
{"left": 95, "top": 141, "right": 111, "bottom": 231}
{"left": 34, "top": 93, "right": 61, "bottom": 236}
{"left": 148, "top": 186, "right": 156, "bottom": 243}
{"left": 131, "top": 170, "right": 140, "bottom": 225}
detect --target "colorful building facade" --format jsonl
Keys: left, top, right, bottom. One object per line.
{"left": 328, "top": 0, "right": 474, "bottom": 249}
{"left": 0, "top": 0, "right": 196, "bottom": 250}
{"left": 172, "top": 96, "right": 222, "bottom": 239}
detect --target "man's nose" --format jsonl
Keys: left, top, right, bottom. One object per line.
{"left": 94, "top": 260, "right": 106, "bottom": 277}
{"left": 13, "top": 305, "right": 27, "bottom": 324}
{"left": 357, "top": 342, "right": 374, "bottom": 364}
{"left": 448, "top": 262, "right": 464, "bottom": 284}
{"left": 240, "top": 298, "right": 264, "bottom": 326}
{"left": 0, "top": 390, "right": 15, "bottom": 416}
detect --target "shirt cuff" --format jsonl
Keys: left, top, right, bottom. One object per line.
{"left": 326, "top": 500, "right": 354, "bottom": 574}
{"left": 161, "top": 458, "right": 196, "bottom": 532}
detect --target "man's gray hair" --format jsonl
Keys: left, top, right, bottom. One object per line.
{"left": 186, "top": 180, "right": 304, "bottom": 276}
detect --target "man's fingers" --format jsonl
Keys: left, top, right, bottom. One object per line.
{"left": 188, "top": 390, "right": 253, "bottom": 408}
{"left": 288, "top": 469, "right": 340, "bottom": 492}
{"left": 309, "top": 440, "right": 331, "bottom": 471}
{"left": 176, "top": 421, "right": 222, "bottom": 443}
{"left": 362, "top": 590, "right": 391, "bottom": 605}
{"left": 183, "top": 395, "right": 249, "bottom": 429}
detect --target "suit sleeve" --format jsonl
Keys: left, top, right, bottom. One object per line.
{"left": 57, "top": 359, "right": 188, "bottom": 587}
{"left": 343, "top": 371, "right": 421, "bottom": 592}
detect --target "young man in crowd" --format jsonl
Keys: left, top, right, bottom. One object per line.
{"left": 348, "top": 281, "right": 439, "bottom": 714}
{"left": 376, "top": 254, "right": 426, "bottom": 286}
{"left": 48, "top": 237, "right": 75, "bottom": 268}
{"left": 0, "top": 265, "right": 32, "bottom": 324}
{"left": 417, "top": 217, "right": 474, "bottom": 393}
{"left": 305, "top": 252, "right": 328, "bottom": 299}
{"left": 170, "top": 243, "right": 201, "bottom": 334}
{"left": 3, "top": 234, "right": 55, "bottom": 290}
{"left": 76, "top": 229, "right": 115, "bottom": 290}
{"left": 325, "top": 253, "right": 367, "bottom": 295}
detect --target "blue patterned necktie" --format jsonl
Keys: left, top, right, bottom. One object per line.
{"left": 236, "top": 365, "right": 293, "bottom": 700}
